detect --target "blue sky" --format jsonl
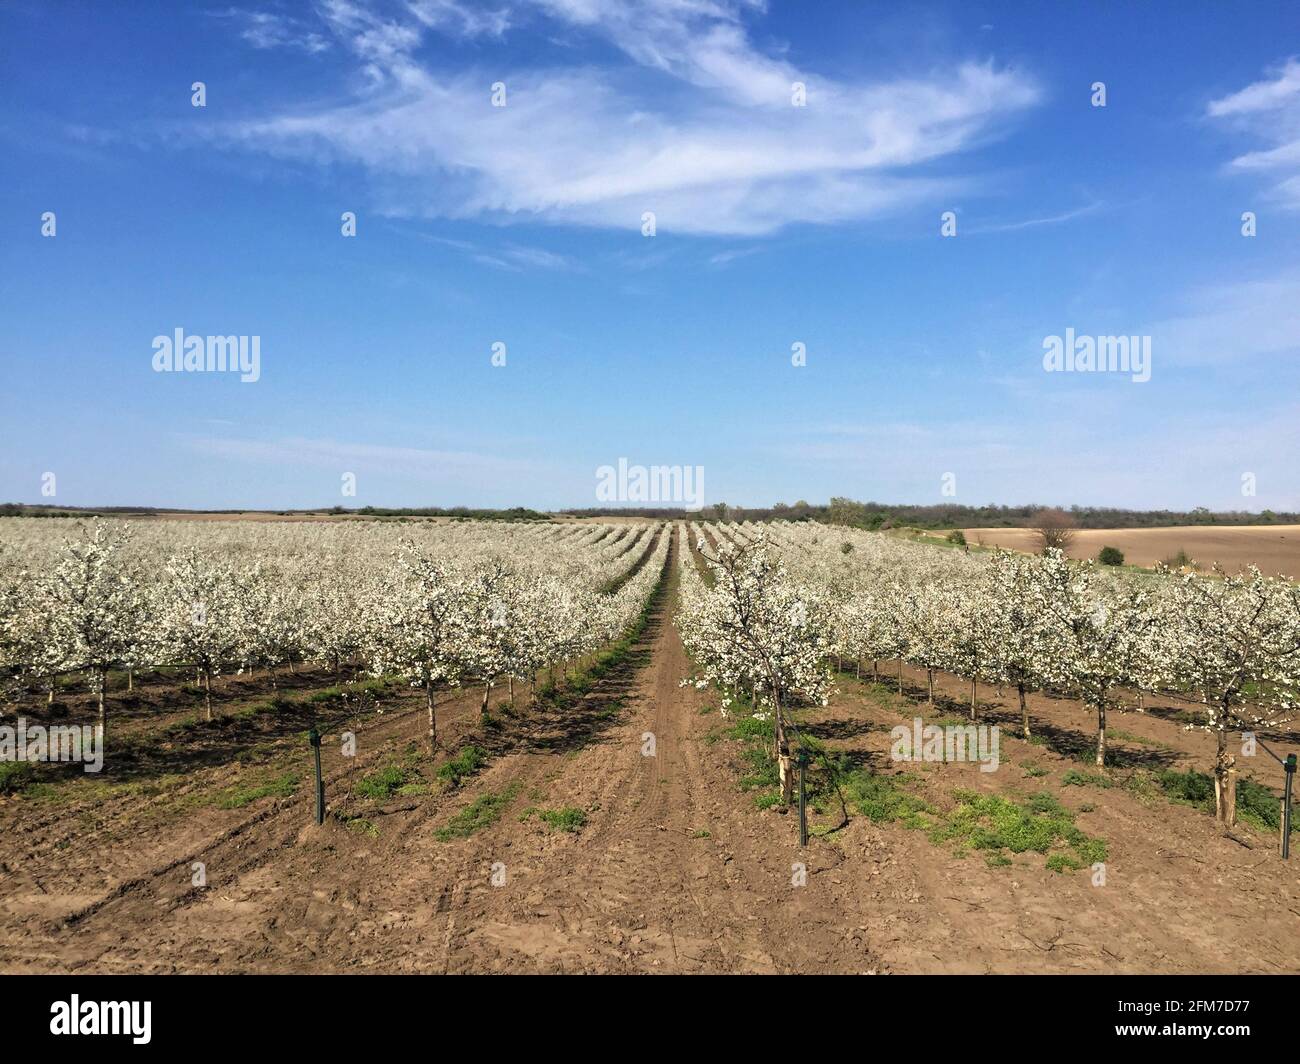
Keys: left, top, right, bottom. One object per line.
{"left": 2, "top": 0, "right": 1299, "bottom": 511}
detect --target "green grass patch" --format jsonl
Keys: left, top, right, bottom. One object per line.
{"left": 525, "top": 806, "right": 588, "bottom": 832}
{"left": 728, "top": 714, "right": 775, "bottom": 741}
{"left": 841, "top": 770, "right": 935, "bottom": 829}
{"left": 338, "top": 814, "right": 378, "bottom": 837}
{"left": 1142, "top": 767, "right": 1295, "bottom": 835}
{"left": 355, "top": 764, "right": 412, "bottom": 800}
{"left": 435, "top": 783, "right": 520, "bottom": 841}
{"left": 737, "top": 745, "right": 781, "bottom": 791}
{"left": 436, "top": 745, "right": 486, "bottom": 787}
{"left": 1061, "top": 769, "right": 1114, "bottom": 789}
{"left": 836, "top": 767, "right": 1106, "bottom": 872}
{"left": 931, "top": 789, "right": 1107, "bottom": 872}
{"left": 214, "top": 772, "right": 299, "bottom": 808}
{"left": 1108, "top": 728, "right": 1169, "bottom": 749}
{"left": 0, "top": 760, "right": 36, "bottom": 795}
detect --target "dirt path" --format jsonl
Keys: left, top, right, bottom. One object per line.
{"left": 419, "top": 535, "right": 881, "bottom": 973}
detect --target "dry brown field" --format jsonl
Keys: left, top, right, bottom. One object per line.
{"left": 963, "top": 525, "right": 1300, "bottom": 578}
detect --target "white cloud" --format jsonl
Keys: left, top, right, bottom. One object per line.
{"left": 472, "top": 243, "right": 579, "bottom": 271}
{"left": 208, "top": 7, "right": 333, "bottom": 53}
{"left": 213, "top": 0, "right": 1040, "bottom": 235}
{"left": 407, "top": 0, "right": 511, "bottom": 37}
{"left": 1207, "top": 58, "right": 1300, "bottom": 209}
{"left": 967, "top": 199, "right": 1106, "bottom": 235}
{"left": 1147, "top": 273, "right": 1300, "bottom": 367}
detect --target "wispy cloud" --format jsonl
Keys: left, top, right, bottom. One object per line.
{"left": 408, "top": 0, "right": 511, "bottom": 38}
{"left": 1207, "top": 57, "right": 1300, "bottom": 209}
{"left": 399, "top": 227, "right": 578, "bottom": 271}
{"left": 472, "top": 243, "right": 578, "bottom": 271}
{"left": 1147, "top": 272, "right": 1300, "bottom": 366}
{"left": 708, "top": 245, "right": 763, "bottom": 267}
{"left": 208, "top": 6, "right": 334, "bottom": 53}
{"left": 210, "top": 0, "right": 1040, "bottom": 236}
{"left": 967, "top": 199, "right": 1107, "bottom": 234}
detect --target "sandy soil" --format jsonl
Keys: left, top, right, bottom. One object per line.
{"left": 964, "top": 525, "right": 1300, "bottom": 577}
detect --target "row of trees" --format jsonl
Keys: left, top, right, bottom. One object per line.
{"left": 0, "top": 519, "right": 670, "bottom": 750}
{"left": 678, "top": 521, "right": 1300, "bottom": 826}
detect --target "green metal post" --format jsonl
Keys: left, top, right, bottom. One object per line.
{"left": 1283, "top": 754, "right": 1295, "bottom": 860}
{"left": 309, "top": 726, "right": 324, "bottom": 826}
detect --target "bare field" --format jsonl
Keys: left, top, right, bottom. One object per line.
{"left": 963, "top": 525, "right": 1300, "bottom": 578}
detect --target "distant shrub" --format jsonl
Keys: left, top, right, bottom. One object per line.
{"left": 1097, "top": 546, "right": 1124, "bottom": 565}
{"left": 947, "top": 530, "right": 967, "bottom": 546}
{"left": 1161, "top": 548, "right": 1195, "bottom": 569}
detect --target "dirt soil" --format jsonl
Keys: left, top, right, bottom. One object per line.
{"left": 1, "top": 535, "right": 1297, "bottom": 973}
{"left": 965, "top": 525, "right": 1300, "bottom": 578}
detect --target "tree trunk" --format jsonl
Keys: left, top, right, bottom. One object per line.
{"left": 426, "top": 685, "right": 437, "bottom": 753}
{"left": 508, "top": 675, "right": 515, "bottom": 706}
{"left": 1214, "top": 729, "right": 1237, "bottom": 825}
{"left": 481, "top": 682, "right": 491, "bottom": 718}
{"left": 855, "top": 659, "right": 861, "bottom": 680}
{"left": 1018, "top": 682, "right": 1029, "bottom": 739}
{"left": 96, "top": 668, "right": 106, "bottom": 735}
{"left": 927, "top": 668, "right": 934, "bottom": 707}
{"left": 872, "top": 660, "right": 878, "bottom": 683}
{"left": 774, "top": 704, "right": 792, "bottom": 807}
{"left": 897, "top": 659, "right": 903, "bottom": 694}
{"left": 127, "top": 667, "right": 134, "bottom": 692}
{"left": 970, "top": 678, "right": 978, "bottom": 721}
{"left": 203, "top": 668, "right": 213, "bottom": 721}
{"left": 1095, "top": 700, "right": 1106, "bottom": 767}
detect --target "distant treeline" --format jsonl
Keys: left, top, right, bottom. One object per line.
{"left": 0, "top": 504, "right": 549, "bottom": 523}
{"left": 561, "top": 499, "right": 1300, "bottom": 530}
{"left": 5, "top": 500, "right": 1296, "bottom": 530}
